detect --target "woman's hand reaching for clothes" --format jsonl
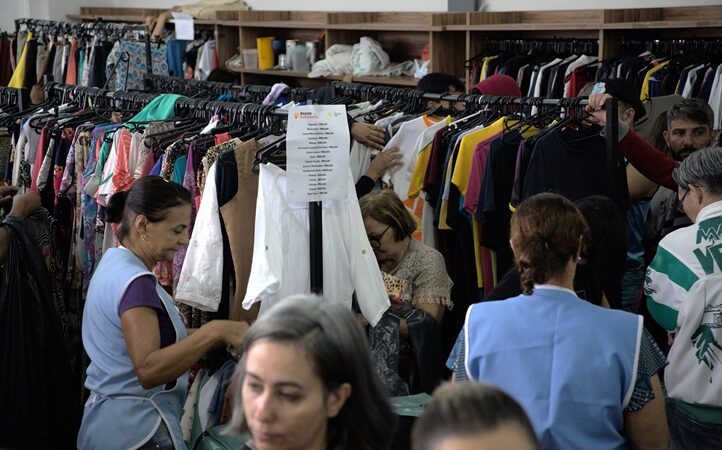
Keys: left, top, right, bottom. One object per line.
{"left": 365, "top": 147, "right": 404, "bottom": 182}
{"left": 206, "top": 320, "right": 250, "bottom": 355}
{"left": 351, "top": 122, "right": 387, "bottom": 150}
{"left": 7, "top": 190, "right": 41, "bottom": 219}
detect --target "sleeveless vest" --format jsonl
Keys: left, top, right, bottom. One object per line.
{"left": 78, "top": 247, "right": 189, "bottom": 449}
{"left": 465, "top": 286, "right": 642, "bottom": 450}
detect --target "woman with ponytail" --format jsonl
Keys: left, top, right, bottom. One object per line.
{"left": 453, "top": 193, "right": 668, "bottom": 450}
{"left": 78, "top": 176, "right": 249, "bottom": 450}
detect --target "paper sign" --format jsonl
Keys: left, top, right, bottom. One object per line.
{"left": 287, "top": 105, "right": 350, "bottom": 203}
{"left": 171, "top": 12, "right": 195, "bottom": 41}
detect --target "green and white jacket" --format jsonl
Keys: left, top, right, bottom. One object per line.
{"left": 646, "top": 200, "right": 722, "bottom": 424}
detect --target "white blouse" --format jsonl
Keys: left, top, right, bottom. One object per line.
{"left": 244, "top": 163, "right": 389, "bottom": 326}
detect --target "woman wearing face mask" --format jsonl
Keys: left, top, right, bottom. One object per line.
{"left": 228, "top": 294, "right": 395, "bottom": 450}
{"left": 78, "top": 176, "right": 249, "bottom": 450}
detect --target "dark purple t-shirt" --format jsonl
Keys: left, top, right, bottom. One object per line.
{"left": 118, "top": 275, "right": 176, "bottom": 348}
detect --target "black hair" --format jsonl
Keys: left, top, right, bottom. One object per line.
{"left": 412, "top": 382, "right": 540, "bottom": 450}
{"left": 206, "top": 68, "right": 237, "bottom": 84}
{"left": 417, "top": 72, "right": 465, "bottom": 95}
{"left": 667, "top": 98, "right": 714, "bottom": 130}
{"left": 106, "top": 176, "right": 191, "bottom": 243}
{"left": 573, "top": 196, "right": 627, "bottom": 307}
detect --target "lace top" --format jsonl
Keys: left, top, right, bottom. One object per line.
{"left": 388, "top": 238, "right": 453, "bottom": 310}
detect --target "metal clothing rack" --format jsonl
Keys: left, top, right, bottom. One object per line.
{"left": 36, "top": 81, "right": 328, "bottom": 294}
{"left": 3, "top": 79, "right": 619, "bottom": 296}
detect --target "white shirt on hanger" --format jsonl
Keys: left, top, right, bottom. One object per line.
{"left": 243, "top": 163, "right": 389, "bottom": 326}
{"left": 682, "top": 64, "right": 706, "bottom": 98}
{"left": 564, "top": 55, "right": 598, "bottom": 98}
{"left": 176, "top": 162, "right": 224, "bottom": 311}
{"left": 708, "top": 64, "right": 722, "bottom": 131}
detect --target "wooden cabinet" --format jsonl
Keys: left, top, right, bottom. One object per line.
{"left": 67, "top": 5, "right": 722, "bottom": 90}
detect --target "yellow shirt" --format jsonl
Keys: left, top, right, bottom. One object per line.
{"left": 8, "top": 32, "right": 32, "bottom": 89}
{"left": 640, "top": 61, "right": 670, "bottom": 101}
{"left": 480, "top": 55, "right": 499, "bottom": 83}
{"left": 450, "top": 117, "right": 507, "bottom": 198}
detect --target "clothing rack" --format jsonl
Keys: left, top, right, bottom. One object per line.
{"left": 143, "top": 74, "right": 317, "bottom": 104}
{"left": 15, "top": 18, "right": 153, "bottom": 91}
{"left": 38, "top": 81, "right": 327, "bottom": 294}
{"left": 466, "top": 38, "right": 599, "bottom": 63}
{"left": 4, "top": 79, "right": 619, "bottom": 295}
{"left": 621, "top": 37, "right": 722, "bottom": 56}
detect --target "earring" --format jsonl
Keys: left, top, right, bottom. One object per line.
{"left": 142, "top": 235, "right": 147, "bottom": 240}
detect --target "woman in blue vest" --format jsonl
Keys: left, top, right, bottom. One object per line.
{"left": 228, "top": 294, "right": 396, "bottom": 450}
{"left": 457, "top": 193, "right": 668, "bottom": 450}
{"left": 78, "top": 176, "right": 250, "bottom": 450}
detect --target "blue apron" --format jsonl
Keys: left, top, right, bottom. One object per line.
{"left": 78, "top": 247, "right": 189, "bottom": 450}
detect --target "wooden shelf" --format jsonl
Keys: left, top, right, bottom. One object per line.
{"left": 328, "top": 23, "right": 443, "bottom": 31}
{"left": 238, "top": 21, "right": 328, "bottom": 29}
{"left": 352, "top": 75, "right": 418, "bottom": 87}
{"left": 228, "top": 67, "right": 337, "bottom": 79}
{"left": 189, "top": 19, "right": 222, "bottom": 26}
{"left": 68, "top": 5, "right": 722, "bottom": 91}
{"left": 602, "top": 20, "right": 722, "bottom": 30}
{"left": 228, "top": 67, "right": 417, "bottom": 86}
{"left": 464, "top": 23, "right": 604, "bottom": 31}
{"left": 67, "top": 14, "right": 145, "bottom": 23}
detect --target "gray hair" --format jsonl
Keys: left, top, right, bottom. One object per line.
{"left": 228, "top": 295, "right": 395, "bottom": 450}
{"left": 667, "top": 98, "right": 714, "bottom": 130}
{"left": 672, "top": 147, "right": 722, "bottom": 195}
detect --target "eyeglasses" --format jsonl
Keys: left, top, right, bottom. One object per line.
{"left": 367, "top": 225, "right": 391, "bottom": 249}
{"left": 677, "top": 189, "right": 690, "bottom": 213}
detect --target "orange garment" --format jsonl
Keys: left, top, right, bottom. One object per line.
{"left": 30, "top": 127, "right": 47, "bottom": 192}
{"left": 110, "top": 128, "right": 134, "bottom": 194}
{"left": 65, "top": 38, "right": 78, "bottom": 85}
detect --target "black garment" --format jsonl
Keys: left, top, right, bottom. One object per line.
{"left": 88, "top": 41, "right": 114, "bottom": 88}
{"left": 0, "top": 38, "right": 13, "bottom": 86}
{"left": 521, "top": 126, "right": 629, "bottom": 210}
{"left": 691, "top": 65, "right": 710, "bottom": 99}
{"left": 355, "top": 175, "right": 375, "bottom": 198}
{"left": 477, "top": 131, "right": 524, "bottom": 277}
{"left": 698, "top": 68, "right": 716, "bottom": 102}
{"left": 519, "top": 65, "right": 536, "bottom": 95}
{"left": 538, "top": 61, "right": 561, "bottom": 98}
{"left": 435, "top": 133, "right": 480, "bottom": 359}
{"left": 677, "top": 66, "right": 692, "bottom": 95}
{"left": 548, "top": 62, "right": 570, "bottom": 99}
{"left": 660, "top": 68, "right": 680, "bottom": 97}
{"left": 39, "top": 130, "right": 61, "bottom": 212}
{"left": 486, "top": 265, "right": 612, "bottom": 307}
{"left": 22, "top": 38, "right": 38, "bottom": 90}
{"left": 0, "top": 217, "right": 79, "bottom": 449}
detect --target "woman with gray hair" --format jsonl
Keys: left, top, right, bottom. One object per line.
{"left": 646, "top": 146, "right": 722, "bottom": 449}
{"left": 228, "top": 295, "right": 395, "bottom": 450}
